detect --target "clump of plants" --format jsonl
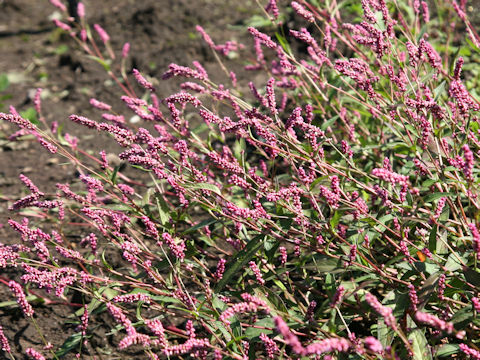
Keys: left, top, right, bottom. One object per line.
{"left": 1, "top": 0, "right": 480, "bottom": 358}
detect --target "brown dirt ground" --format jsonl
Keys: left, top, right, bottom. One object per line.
{"left": 0, "top": 0, "right": 259, "bottom": 358}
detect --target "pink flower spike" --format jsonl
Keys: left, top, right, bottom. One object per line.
{"left": 274, "top": 316, "right": 304, "bottom": 354}
{"left": 196, "top": 25, "right": 215, "bottom": 48}
{"left": 460, "top": 344, "right": 480, "bottom": 359}
{"left": 132, "top": 68, "right": 155, "bottom": 92}
{"left": 365, "top": 292, "right": 397, "bottom": 330}
{"left": 0, "top": 112, "right": 35, "bottom": 130}
{"left": 53, "top": 19, "right": 71, "bottom": 32}
{"left": 49, "top": 0, "right": 66, "bottom": 12}
{"left": 19, "top": 174, "right": 43, "bottom": 196}
{"left": 266, "top": 77, "right": 277, "bottom": 116}
{"left": 248, "top": 27, "right": 277, "bottom": 49}
{"left": 9, "top": 281, "right": 34, "bottom": 317}
{"left": 26, "top": 348, "right": 46, "bottom": 360}
{"left": 265, "top": 0, "right": 279, "bottom": 19}
{"left": 69, "top": 114, "right": 98, "bottom": 129}
{"left": 330, "top": 285, "right": 345, "bottom": 308}
{"left": 77, "top": 2, "right": 85, "bottom": 18}
{"left": 94, "top": 24, "right": 110, "bottom": 43}
{"left": 122, "top": 42, "right": 130, "bottom": 58}
{"left": 213, "top": 258, "right": 226, "bottom": 280}
{"left": 364, "top": 336, "right": 383, "bottom": 353}
{"left": 34, "top": 88, "right": 42, "bottom": 115}
{"left": 260, "top": 333, "right": 279, "bottom": 358}
{"left": 291, "top": 1, "right": 315, "bottom": 23}
{"left": 468, "top": 223, "right": 480, "bottom": 260}
{"left": 89, "top": 98, "right": 112, "bottom": 111}
{"left": 0, "top": 325, "right": 11, "bottom": 353}
{"left": 249, "top": 261, "right": 265, "bottom": 285}
{"left": 421, "top": 1, "right": 430, "bottom": 22}
{"left": 415, "top": 311, "right": 455, "bottom": 335}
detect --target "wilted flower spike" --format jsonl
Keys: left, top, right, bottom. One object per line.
{"left": 305, "top": 300, "right": 317, "bottom": 321}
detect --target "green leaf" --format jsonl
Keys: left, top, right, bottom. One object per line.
{"left": 0, "top": 73, "right": 9, "bottom": 92}
{"left": 186, "top": 182, "right": 222, "bottom": 196}
{"left": 428, "top": 225, "right": 437, "bottom": 253}
{"left": 310, "top": 254, "right": 345, "bottom": 274}
{"left": 155, "top": 194, "right": 171, "bottom": 226}
{"left": 423, "top": 192, "right": 456, "bottom": 203}
{"left": 445, "top": 253, "right": 464, "bottom": 272}
{"left": 245, "top": 318, "right": 274, "bottom": 339}
{"left": 244, "top": 14, "right": 272, "bottom": 28}
{"left": 55, "top": 332, "right": 83, "bottom": 357}
{"left": 215, "top": 234, "right": 265, "bottom": 292}
{"left": 86, "top": 55, "right": 111, "bottom": 71}
{"left": 464, "top": 267, "right": 480, "bottom": 287}
{"left": 181, "top": 218, "right": 216, "bottom": 235}
{"left": 330, "top": 210, "right": 342, "bottom": 229}
{"left": 433, "top": 80, "right": 446, "bottom": 102}
{"left": 110, "top": 165, "right": 120, "bottom": 185}
{"left": 20, "top": 107, "right": 39, "bottom": 126}
{"left": 321, "top": 115, "right": 339, "bottom": 131}
{"left": 417, "top": 273, "right": 440, "bottom": 308}
{"left": 435, "top": 344, "right": 460, "bottom": 358}
{"left": 450, "top": 305, "right": 472, "bottom": 328}
{"left": 409, "top": 325, "right": 432, "bottom": 360}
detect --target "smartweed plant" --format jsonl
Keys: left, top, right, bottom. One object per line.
{"left": 1, "top": 0, "right": 480, "bottom": 358}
